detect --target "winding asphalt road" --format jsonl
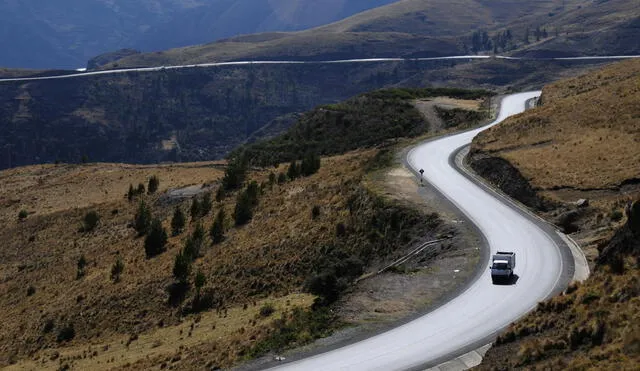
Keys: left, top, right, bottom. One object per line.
{"left": 267, "top": 92, "right": 573, "bottom": 370}
{"left": 0, "top": 55, "right": 638, "bottom": 83}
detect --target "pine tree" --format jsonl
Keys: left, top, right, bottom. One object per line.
{"left": 147, "top": 175, "right": 160, "bottom": 194}
{"left": 210, "top": 208, "right": 226, "bottom": 244}
{"left": 222, "top": 154, "right": 248, "bottom": 191}
{"left": 287, "top": 160, "right": 300, "bottom": 180}
{"left": 215, "top": 186, "right": 225, "bottom": 202}
{"left": 134, "top": 200, "right": 152, "bottom": 236}
{"left": 190, "top": 198, "right": 201, "bottom": 221}
{"left": 173, "top": 252, "right": 191, "bottom": 283}
{"left": 301, "top": 153, "right": 321, "bottom": 176}
{"left": 245, "top": 181, "right": 260, "bottom": 206}
{"left": 234, "top": 191, "right": 253, "bottom": 226}
{"left": 183, "top": 224, "right": 206, "bottom": 260}
{"left": 201, "top": 192, "right": 213, "bottom": 217}
{"left": 144, "top": 218, "right": 168, "bottom": 258}
{"left": 194, "top": 270, "right": 206, "bottom": 300}
{"left": 171, "top": 206, "right": 186, "bottom": 236}
{"left": 127, "top": 184, "right": 135, "bottom": 201}
{"left": 137, "top": 183, "right": 146, "bottom": 195}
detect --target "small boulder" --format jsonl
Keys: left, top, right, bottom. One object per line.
{"left": 576, "top": 199, "right": 589, "bottom": 208}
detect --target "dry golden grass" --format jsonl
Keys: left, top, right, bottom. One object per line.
{"left": 0, "top": 161, "right": 224, "bottom": 225}
{"left": 475, "top": 59, "right": 639, "bottom": 191}
{"left": 8, "top": 294, "right": 314, "bottom": 370}
{"left": 480, "top": 257, "right": 640, "bottom": 370}
{"left": 1, "top": 149, "right": 410, "bottom": 369}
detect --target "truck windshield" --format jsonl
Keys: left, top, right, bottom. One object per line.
{"left": 492, "top": 262, "right": 508, "bottom": 269}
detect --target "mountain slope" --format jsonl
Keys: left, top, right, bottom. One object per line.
{"left": 0, "top": 0, "right": 399, "bottom": 69}
{"left": 104, "top": 0, "right": 640, "bottom": 68}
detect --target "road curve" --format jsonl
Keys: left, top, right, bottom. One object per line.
{"left": 1, "top": 55, "right": 639, "bottom": 83}
{"left": 268, "top": 92, "right": 571, "bottom": 371}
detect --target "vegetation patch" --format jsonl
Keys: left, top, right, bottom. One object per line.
{"left": 238, "top": 87, "right": 493, "bottom": 166}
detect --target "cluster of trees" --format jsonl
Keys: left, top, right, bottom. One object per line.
{"left": 471, "top": 30, "right": 494, "bottom": 53}
{"left": 134, "top": 200, "right": 168, "bottom": 258}
{"left": 190, "top": 192, "right": 213, "bottom": 221}
{"left": 491, "top": 29, "right": 514, "bottom": 52}
{"left": 524, "top": 26, "right": 549, "bottom": 44}
{"left": 287, "top": 152, "right": 321, "bottom": 180}
{"left": 469, "top": 26, "right": 550, "bottom": 53}
{"left": 127, "top": 175, "right": 160, "bottom": 201}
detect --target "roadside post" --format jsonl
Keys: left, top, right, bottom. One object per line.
{"left": 419, "top": 169, "right": 424, "bottom": 186}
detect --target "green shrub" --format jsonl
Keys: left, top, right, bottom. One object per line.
{"left": 311, "top": 206, "right": 321, "bottom": 220}
{"left": 127, "top": 184, "right": 136, "bottom": 201}
{"left": 26, "top": 285, "right": 36, "bottom": 296}
{"left": 259, "top": 303, "right": 276, "bottom": 318}
{"left": 18, "top": 209, "right": 28, "bottom": 221}
{"left": 82, "top": 210, "right": 100, "bottom": 232}
{"left": 610, "top": 210, "right": 623, "bottom": 221}
{"left": 43, "top": 319, "right": 55, "bottom": 334}
{"left": 56, "top": 324, "right": 75, "bottom": 343}
{"left": 76, "top": 255, "right": 87, "bottom": 279}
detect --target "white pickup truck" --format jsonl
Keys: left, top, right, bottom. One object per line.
{"left": 490, "top": 251, "right": 516, "bottom": 284}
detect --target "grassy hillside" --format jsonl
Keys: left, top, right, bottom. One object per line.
{"left": 0, "top": 149, "right": 443, "bottom": 369}
{"left": 471, "top": 59, "right": 640, "bottom": 369}
{"left": 471, "top": 59, "right": 639, "bottom": 212}
{"left": 318, "top": 0, "right": 581, "bottom": 36}
{"left": 103, "top": 32, "right": 461, "bottom": 68}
